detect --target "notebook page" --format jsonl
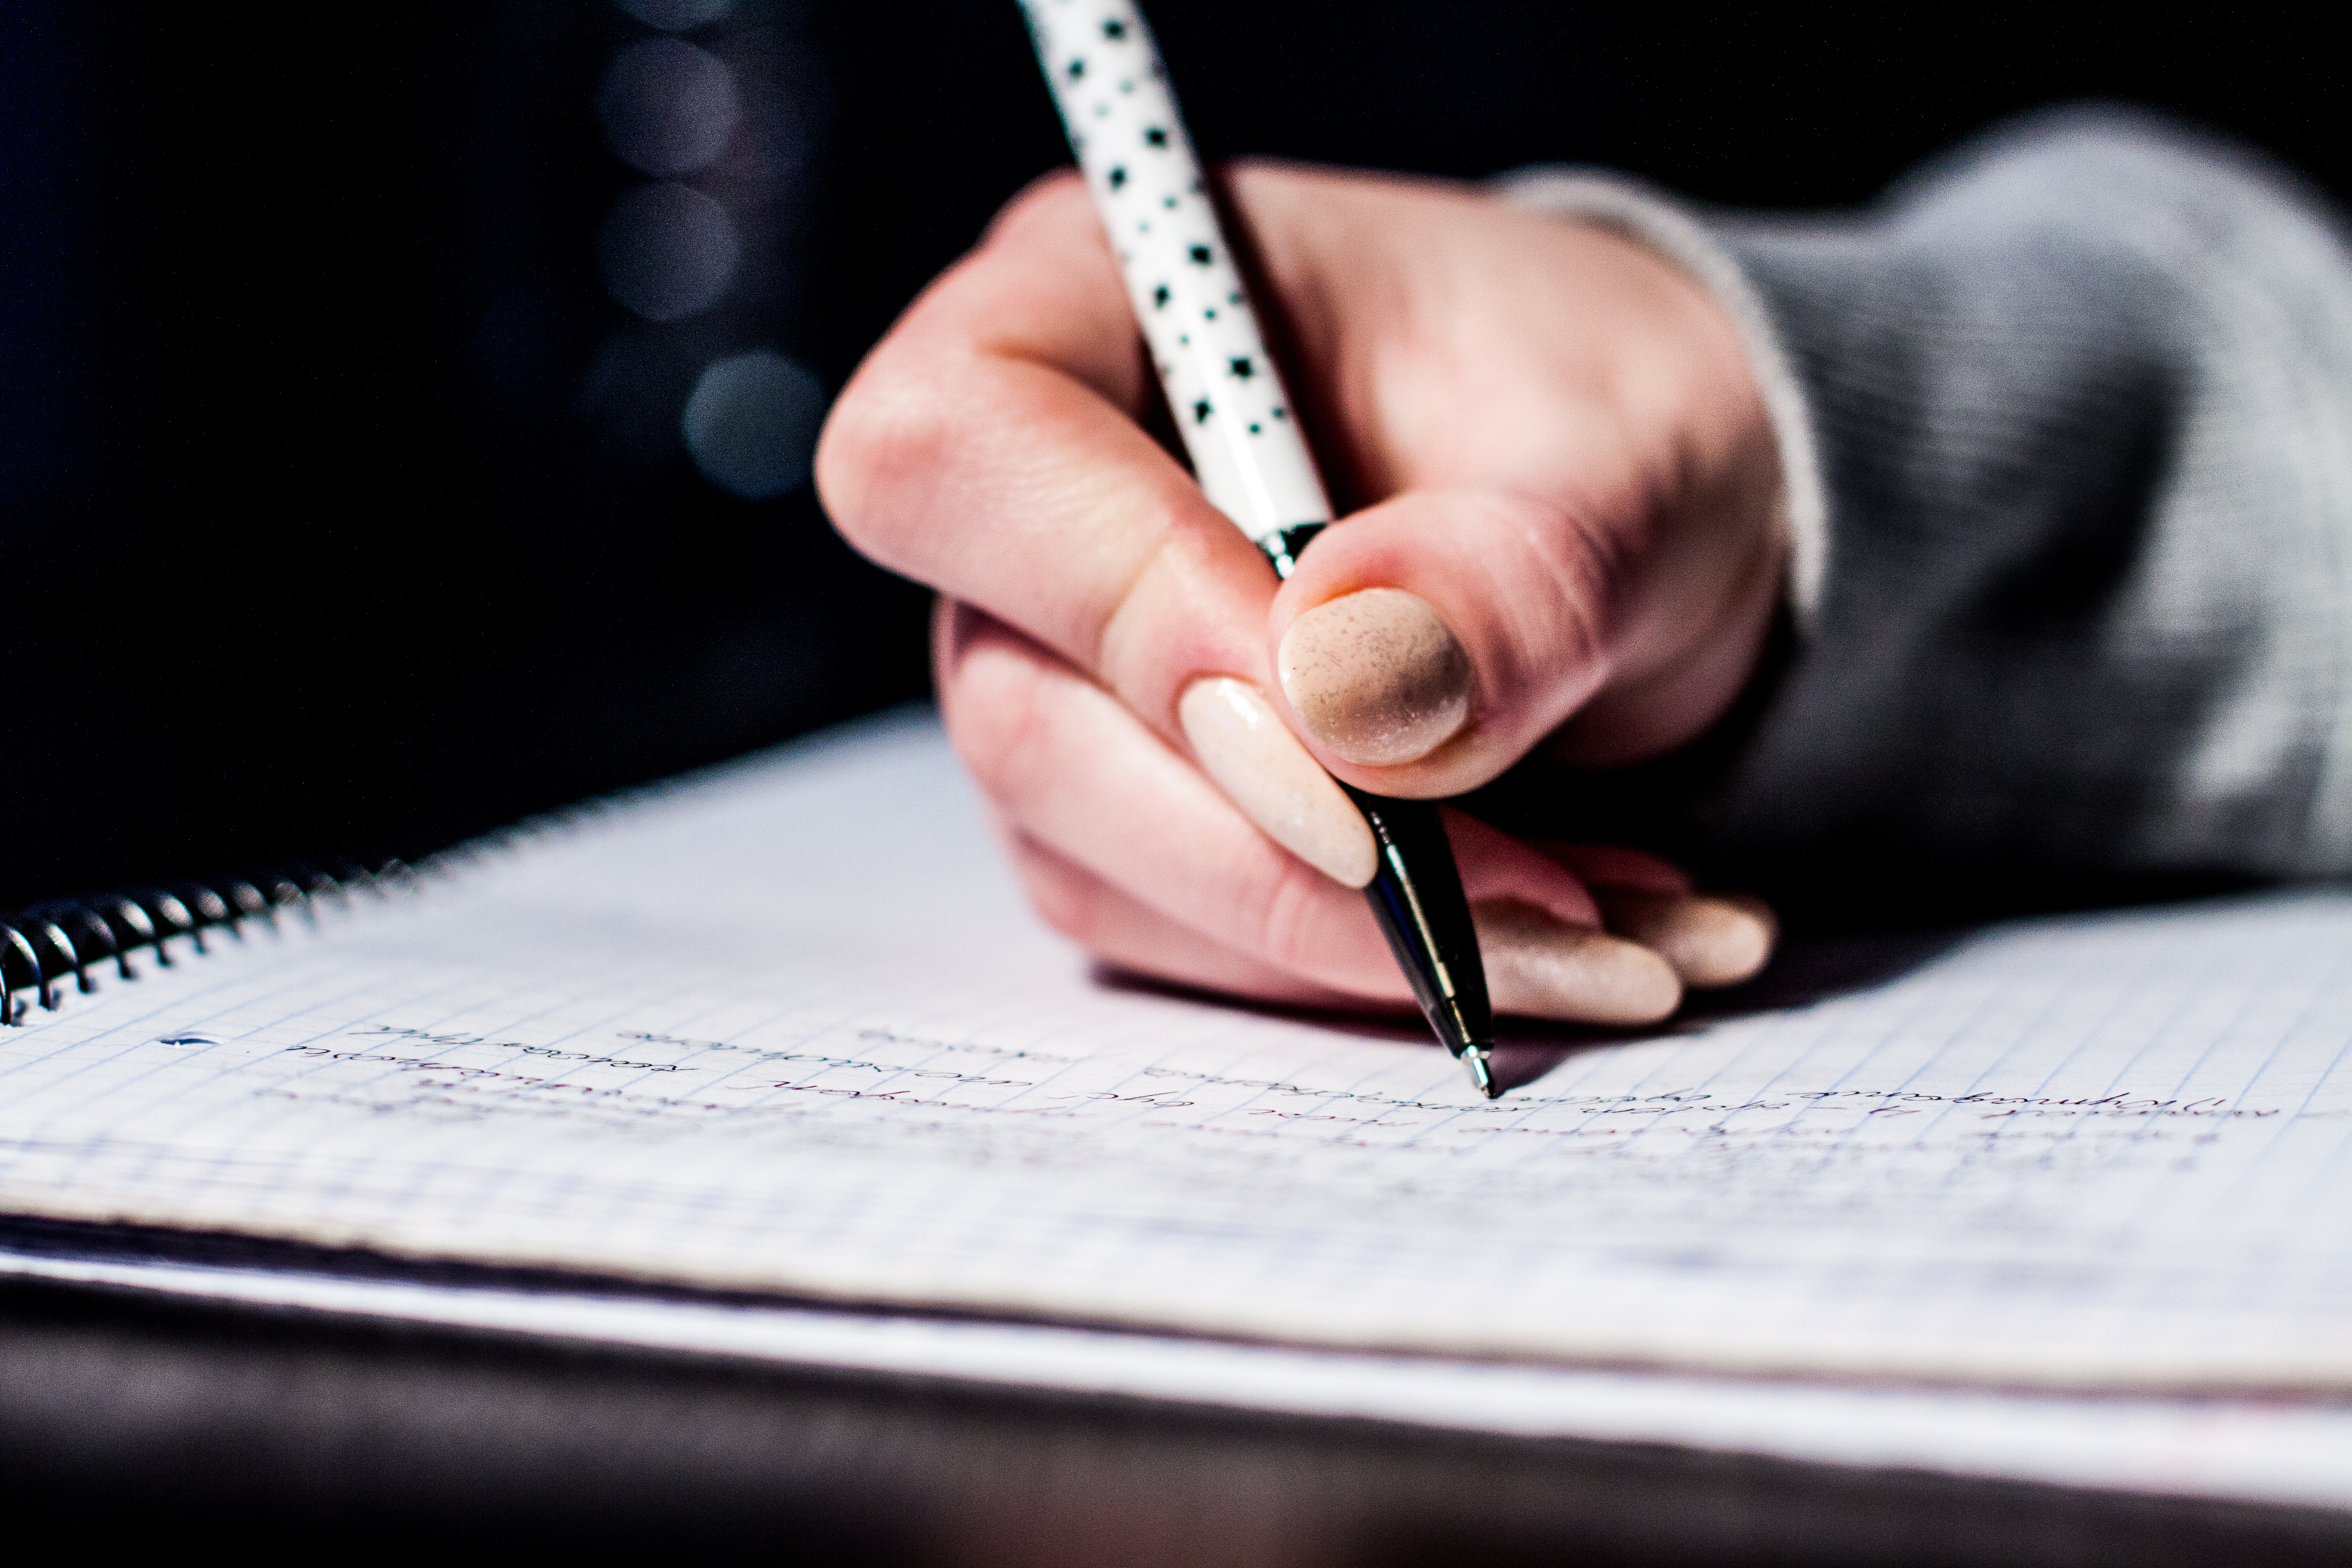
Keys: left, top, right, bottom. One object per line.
{"left": 1, "top": 712, "right": 2348, "bottom": 1388}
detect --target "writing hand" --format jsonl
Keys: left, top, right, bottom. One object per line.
{"left": 819, "top": 162, "right": 1782, "bottom": 1024}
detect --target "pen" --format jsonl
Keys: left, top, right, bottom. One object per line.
{"left": 1018, "top": 0, "right": 1499, "bottom": 1096}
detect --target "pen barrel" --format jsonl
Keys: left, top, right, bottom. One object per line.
{"left": 1024, "top": 1, "right": 1495, "bottom": 1068}
{"left": 1019, "top": 0, "right": 1332, "bottom": 547}
{"left": 1346, "top": 788, "right": 1493, "bottom": 1057}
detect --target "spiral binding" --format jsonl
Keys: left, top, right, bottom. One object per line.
{"left": 0, "top": 773, "right": 668, "bottom": 1026}
{"left": 0, "top": 862, "right": 423, "bottom": 1026}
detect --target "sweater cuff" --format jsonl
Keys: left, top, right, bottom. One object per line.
{"left": 1494, "top": 168, "right": 1829, "bottom": 629}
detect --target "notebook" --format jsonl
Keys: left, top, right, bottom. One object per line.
{"left": 3, "top": 708, "right": 2349, "bottom": 1505}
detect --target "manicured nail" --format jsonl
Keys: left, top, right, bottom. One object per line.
{"left": 1596, "top": 890, "right": 1776, "bottom": 988}
{"left": 1473, "top": 899, "right": 1681, "bottom": 1025}
{"left": 1178, "top": 677, "right": 1378, "bottom": 888}
{"left": 1277, "top": 588, "right": 1473, "bottom": 767}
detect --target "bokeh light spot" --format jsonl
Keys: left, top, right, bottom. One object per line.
{"left": 617, "top": 0, "right": 734, "bottom": 29}
{"left": 598, "top": 38, "right": 742, "bottom": 177}
{"left": 596, "top": 182, "right": 739, "bottom": 321}
{"left": 682, "top": 350, "right": 828, "bottom": 499}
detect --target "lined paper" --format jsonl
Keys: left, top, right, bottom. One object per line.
{"left": 2, "top": 712, "right": 2349, "bottom": 1388}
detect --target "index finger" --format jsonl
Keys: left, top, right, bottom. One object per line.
{"left": 816, "top": 170, "right": 1279, "bottom": 738}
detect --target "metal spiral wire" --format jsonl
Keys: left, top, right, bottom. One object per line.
{"left": 0, "top": 733, "right": 718, "bottom": 1026}
{"left": 0, "top": 861, "right": 422, "bottom": 1025}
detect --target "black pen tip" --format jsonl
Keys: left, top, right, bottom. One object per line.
{"left": 1463, "top": 1045, "right": 1497, "bottom": 1098}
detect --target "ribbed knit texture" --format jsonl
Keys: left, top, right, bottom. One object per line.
{"left": 1506, "top": 110, "right": 2352, "bottom": 907}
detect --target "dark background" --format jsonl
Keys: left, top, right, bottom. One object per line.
{"left": 5, "top": 0, "right": 2347, "bottom": 908}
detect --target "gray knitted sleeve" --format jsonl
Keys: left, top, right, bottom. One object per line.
{"left": 1505, "top": 111, "right": 2352, "bottom": 910}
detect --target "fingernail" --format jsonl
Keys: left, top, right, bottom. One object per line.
{"left": 1179, "top": 677, "right": 1378, "bottom": 887}
{"left": 1596, "top": 890, "right": 1776, "bottom": 988}
{"left": 1277, "top": 588, "right": 1473, "bottom": 766}
{"left": 1473, "top": 899, "right": 1681, "bottom": 1025}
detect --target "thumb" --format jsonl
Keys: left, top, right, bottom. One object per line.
{"left": 1267, "top": 487, "right": 1624, "bottom": 799}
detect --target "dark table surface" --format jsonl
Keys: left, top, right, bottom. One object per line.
{"left": 3, "top": 1274, "right": 2345, "bottom": 1566}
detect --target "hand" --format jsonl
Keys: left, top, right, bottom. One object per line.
{"left": 818, "top": 161, "right": 1783, "bottom": 1024}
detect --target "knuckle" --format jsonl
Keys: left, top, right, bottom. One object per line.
{"left": 1465, "top": 490, "right": 1616, "bottom": 686}
{"left": 815, "top": 356, "right": 953, "bottom": 566}
{"left": 1089, "top": 528, "right": 1183, "bottom": 699}
{"left": 1540, "top": 506, "right": 1627, "bottom": 666}
{"left": 982, "top": 168, "right": 1093, "bottom": 248}
{"left": 938, "top": 628, "right": 1059, "bottom": 814}
{"left": 1008, "top": 169, "right": 1087, "bottom": 219}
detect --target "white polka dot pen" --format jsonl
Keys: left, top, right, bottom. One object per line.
{"left": 1017, "top": 0, "right": 1502, "bottom": 1096}
{"left": 1020, "top": 0, "right": 1332, "bottom": 574}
